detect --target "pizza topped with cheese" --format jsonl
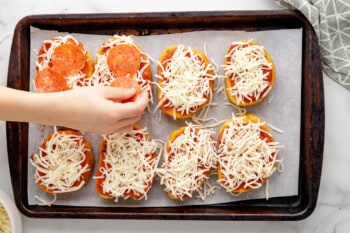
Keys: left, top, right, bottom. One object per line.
{"left": 217, "top": 113, "right": 280, "bottom": 194}
{"left": 88, "top": 35, "right": 153, "bottom": 98}
{"left": 35, "top": 35, "right": 94, "bottom": 92}
{"left": 156, "top": 45, "right": 216, "bottom": 119}
{"left": 157, "top": 125, "right": 217, "bottom": 200}
{"left": 30, "top": 129, "right": 94, "bottom": 194}
{"left": 95, "top": 124, "right": 160, "bottom": 202}
{"left": 223, "top": 40, "right": 275, "bottom": 106}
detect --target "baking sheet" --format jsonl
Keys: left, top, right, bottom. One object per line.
{"left": 27, "top": 27, "right": 302, "bottom": 207}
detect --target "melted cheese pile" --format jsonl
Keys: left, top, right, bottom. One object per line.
{"left": 88, "top": 35, "right": 152, "bottom": 93}
{"left": 96, "top": 127, "right": 160, "bottom": 202}
{"left": 157, "top": 125, "right": 217, "bottom": 200}
{"left": 218, "top": 117, "right": 279, "bottom": 193}
{"left": 0, "top": 204, "right": 11, "bottom": 233}
{"left": 30, "top": 132, "right": 90, "bottom": 194}
{"left": 224, "top": 41, "right": 272, "bottom": 104}
{"left": 157, "top": 45, "right": 215, "bottom": 118}
{"left": 35, "top": 35, "right": 87, "bottom": 88}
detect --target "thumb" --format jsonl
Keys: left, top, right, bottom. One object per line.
{"left": 102, "top": 86, "right": 136, "bottom": 102}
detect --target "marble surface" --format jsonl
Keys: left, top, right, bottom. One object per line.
{"left": 1, "top": 0, "right": 350, "bottom": 232}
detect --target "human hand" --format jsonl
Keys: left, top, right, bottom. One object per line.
{"left": 42, "top": 86, "right": 150, "bottom": 134}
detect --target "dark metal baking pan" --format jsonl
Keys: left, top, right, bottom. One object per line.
{"left": 6, "top": 10, "right": 324, "bottom": 220}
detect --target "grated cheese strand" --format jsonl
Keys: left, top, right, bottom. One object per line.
{"left": 34, "top": 194, "right": 58, "bottom": 207}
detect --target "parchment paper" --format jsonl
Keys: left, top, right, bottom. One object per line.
{"left": 28, "top": 27, "right": 302, "bottom": 207}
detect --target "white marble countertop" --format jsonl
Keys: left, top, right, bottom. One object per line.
{"left": 1, "top": 0, "right": 350, "bottom": 232}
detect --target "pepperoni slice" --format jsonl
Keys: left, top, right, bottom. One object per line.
{"left": 107, "top": 44, "right": 141, "bottom": 78}
{"left": 51, "top": 43, "right": 86, "bottom": 77}
{"left": 110, "top": 76, "right": 141, "bottom": 103}
{"left": 34, "top": 68, "right": 70, "bottom": 93}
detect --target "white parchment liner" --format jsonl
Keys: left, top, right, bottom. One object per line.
{"left": 28, "top": 27, "right": 302, "bottom": 207}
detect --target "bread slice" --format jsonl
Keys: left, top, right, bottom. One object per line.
{"left": 217, "top": 113, "right": 279, "bottom": 194}
{"left": 224, "top": 40, "right": 275, "bottom": 106}
{"left": 157, "top": 125, "right": 217, "bottom": 200}
{"left": 95, "top": 124, "right": 159, "bottom": 201}
{"left": 30, "top": 129, "right": 94, "bottom": 194}
{"left": 157, "top": 45, "right": 215, "bottom": 119}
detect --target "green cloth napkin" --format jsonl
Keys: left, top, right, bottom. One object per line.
{"left": 275, "top": 0, "right": 350, "bottom": 90}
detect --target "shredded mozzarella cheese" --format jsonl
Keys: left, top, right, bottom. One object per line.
{"left": 96, "top": 127, "right": 161, "bottom": 202}
{"left": 224, "top": 41, "right": 273, "bottom": 105}
{"left": 195, "top": 179, "right": 219, "bottom": 201}
{"left": 30, "top": 131, "right": 91, "bottom": 194}
{"left": 217, "top": 116, "right": 281, "bottom": 195}
{"left": 156, "top": 45, "right": 216, "bottom": 118}
{"left": 157, "top": 125, "right": 217, "bottom": 200}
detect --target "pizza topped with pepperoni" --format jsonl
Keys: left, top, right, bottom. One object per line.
{"left": 88, "top": 35, "right": 153, "bottom": 99}
{"left": 35, "top": 35, "right": 94, "bottom": 92}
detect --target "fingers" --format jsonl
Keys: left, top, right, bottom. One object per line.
{"left": 103, "top": 86, "right": 137, "bottom": 102}
{"left": 103, "top": 116, "right": 140, "bottom": 135}
{"left": 104, "top": 91, "right": 149, "bottom": 134}
{"left": 71, "top": 86, "right": 150, "bottom": 135}
{"left": 115, "top": 115, "right": 141, "bottom": 129}
{"left": 114, "top": 90, "right": 150, "bottom": 118}
{"left": 115, "top": 125, "right": 134, "bottom": 134}
{"left": 134, "top": 90, "right": 150, "bottom": 110}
